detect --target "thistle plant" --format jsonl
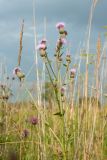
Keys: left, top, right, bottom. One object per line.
{"left": 0, "top": 0, "right": 107, "bottom": 159}
{"left": 37, "top": 22, "right": 73, "bottom": 115}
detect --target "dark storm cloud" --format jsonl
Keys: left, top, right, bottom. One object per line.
{"left": 0, "top": 0, "right": 107, "bottom": 77}
{"left": 0, "top": 0, "right": 106, "bottom": 26}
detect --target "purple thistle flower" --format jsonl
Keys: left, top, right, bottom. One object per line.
{"left": 56, "top": 38, "right": 67, "bottom": 48}
{"left": 70, "top": 68, "right": 76, "bottom": 74}
{"left": 70, "top": 68, "right": 76, "bottom": 78}
{"left": 13, "top": 67, "right": 21, "bottom": 75}
{"left": 60, "top": 38, "right": 67, "bottom": 45}
{"left": 66, "top": 53, "right": 71, "bottom": 63}
{"left": 22, "top": 129, "right": 29, "bottom": 138}
{"left": 56, "top": 22, "right": 65, "bottom": 29}
{"left": 39, "top": 38, "right": 47, "bottom": 44}
{"left": 61, "top": 87, "right": 65, "bottom": 96}
{"left": 66, "top": 52, "right": 71, "bottom": 56}
{"left": 30, "top": 116, "right": 38, "bottom": 125}
{"left": 37, "top": 43, "right": 46, "bottom": 50}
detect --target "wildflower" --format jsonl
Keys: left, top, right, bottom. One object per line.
{"left": 61, "top": 87, "right": 65, "bottom": 97}
{"left": 37, "top": 42, "right": 47, "bottom": 57}
{"left": 60, "top": 87, "right": 66, "bottom": 103}
{"left": 13, "top": 67, "right": 25, "bottom": 81}
{"left": 66, "top": 53, "right": 71, "bottom": 63}
{"left": 56, "top": 22, "right": 67, "bottom": 38}
{"left": 22, "top": 129, "right": 29, "bottom": 138}
{"left": 70, "top": 68, "right": 76, "bottom": 73}
{"left": 56, "top": 38, "right": 67, "bottom": 51}
{"left": 70, "top": 68, "right": 76, "bottom": 78}
{"left": 60, "top": 38, "right": 67, "bottom": 44}
{"left": 30, "top": 116, "right": 38, "bottom": 125}
{"left": 56, "top": 22, "right": 65, "bottom": 31}
{"left": 13, "top": 67, "right": 21, "bottom": 75}
{"left": 37, "top": 43, "right": 46, "bottom": 50}
{"left": 58, "top": 56, "right": 63, "bottom": 62}
{"left": 39, "top": 38, "right": 47, "bottom": 45}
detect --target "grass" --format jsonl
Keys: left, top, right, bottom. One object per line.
{"left": 0, "top": 1, "right": 107, "bottom": 159}
{"left": 0, "top": 101, "right": 107, "bottom": 160}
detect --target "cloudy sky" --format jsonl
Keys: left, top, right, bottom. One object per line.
{"left": 0, "top": 0, "right": 107, "bottom": 80}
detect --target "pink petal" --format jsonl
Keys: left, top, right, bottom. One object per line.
{"left": 56, "top": 22, "right": 65, "bottom": 29}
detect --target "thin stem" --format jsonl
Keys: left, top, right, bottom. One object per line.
{"left": 45, "top": 63, "right": 61, "bottom": 112}
{"left": 46, "top": 55, "right": 57, "bottom": 80}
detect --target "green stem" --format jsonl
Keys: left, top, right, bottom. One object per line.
{"left": 45, "top": 63, "right": 61, "bottom": 112}
{"left": 46, "top": 55, "right": 57, "bottom": 80}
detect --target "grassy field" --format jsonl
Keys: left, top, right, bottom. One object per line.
{"left": 0, "top": 1, "right": 107, "bottom": 159}
{"left": 0, "top": 101, "right": 107, "bottom": 160}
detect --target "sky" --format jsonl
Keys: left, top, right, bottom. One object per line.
{"left": 0, "top": 0, "right": 107, "bottom": 81}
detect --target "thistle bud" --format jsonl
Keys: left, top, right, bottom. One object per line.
{"left": 40, "top": 49, "right": 47, "bottom": 57}
{"left": 70, "top": 68, "right": 76, "bottom": 79}
{"left": 22, "top": 129, "right": 29, "bottom": 138}
{"left": 60, "top": 30, "right": 68, "bottom": 38}
{"left": 61, "top": 87, "right": 65, "bottom": 97}
{"left": 58, "top": 56, "right": 63, "bottom": 62}
{"left": 37, "top": 41, "right": 47, "bottom": 58}
{"left": 13, "top": 67, "right": 25, "bottom": 81}
{"left": 66, "top": 53, "right": 71, "bottom": 63}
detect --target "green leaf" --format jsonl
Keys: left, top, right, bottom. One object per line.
{"left": 53, "top": 110, "right": 65, "bottom": 117}
{"left": 63, "top": 64, "right": 67, "bottom": 67}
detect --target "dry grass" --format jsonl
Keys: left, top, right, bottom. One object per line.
{"left": 0, "top": 101, "right": 107, "bottom": 160}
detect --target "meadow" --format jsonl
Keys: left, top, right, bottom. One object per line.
{"left": 0, "top": 0, "right": 107, "bottom": 160}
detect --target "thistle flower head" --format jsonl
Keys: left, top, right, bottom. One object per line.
{"left": 22, "top": 129, "right": 29, "bottom": 138}
{"left": 70, "top": 68, "right": 76, "bottom": 79}
{"left": 13, "top": 67, "right": 21, "bottom": 75}
{"left": 56, "top": 22, "right": 65, "bottom": 30}
{"left": 61, "top": 87, "right": 65, "bottom": 96}
{"left": 37, "top": 43, "right": 46, "bottom": 50}
{"left": 39, "top": 38, "right": 47, "bottom": 44}
{"left": 66, "top": 53, "right": 71, "bottom": 63}
{"left": 70, "top": 68, "right": 76, "bottom": 74}
{"left": 60, "top": 38, "right": 67, "bottom": 44}
{"left": 66, "top": 51, "right": 71, "bottom": 56}
{"left": 30, "top": 116, "right": 38, "bottom": 125}
{"left": 56, "top": 38, "right": 67, "bottom": 47}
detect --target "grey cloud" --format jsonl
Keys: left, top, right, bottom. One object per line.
{"left": 0, "top": 0, "right": 107, "bottom": 78}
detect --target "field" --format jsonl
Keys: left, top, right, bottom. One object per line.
{"left": 0, "top": 0, "right": 107, "bottom": 160}
{"left": 0, "top": 102, "right": 107, "bottom": 160}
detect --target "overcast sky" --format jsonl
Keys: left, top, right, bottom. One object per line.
{"left": 0, "top": 0, "right": 107, "bottom": 80}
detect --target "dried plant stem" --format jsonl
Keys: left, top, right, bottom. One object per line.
{"left": 85, "top": 1, "right": 96, "bottom": 100}
{"left": 96, "top": 34, "right": 101, "bottom": 106}
{"left": 18, "top": 19, "right": 24, "bottom": 66}
{"left": 33, "top": 0, "right": 41, "bottom": 106}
